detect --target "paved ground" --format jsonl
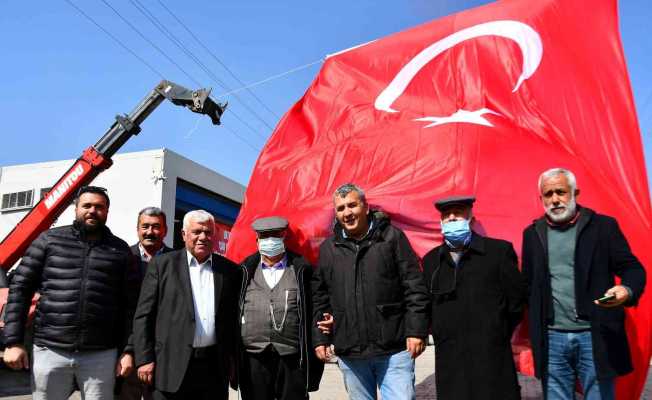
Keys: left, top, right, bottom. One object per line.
{"left": 1, "top": 346, "right": 651, "bottom": 399}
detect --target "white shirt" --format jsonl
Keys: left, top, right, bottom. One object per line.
{"left": 186, "top": 251, "right": 216, "bottom": 347}
{"left": 260, "top": 256, "right": 287, "bottom": 289}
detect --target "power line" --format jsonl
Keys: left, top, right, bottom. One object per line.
{"left": 97, "top": 0, "right": 267, "bottom": 144}
{"left": 63, "top": 0, "right": 165, "bottom": 79}
{"left": 156, "top": 0, "right": 281, "bottom": 120}
{"left": 224, "top": 125, "right": 262, "bottom": 152}
{"left": 64, "top": 0, "right": 262, "bottom": 154}
{"left": 127, "top": 0, "right": 273, "bottom": 139}
{"left": 98, "top": 0, "right": 202, "bottom": 87}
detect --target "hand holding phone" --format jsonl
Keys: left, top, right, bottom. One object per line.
{"left": 596, "top": 294, "right": 616, "bottom": 304}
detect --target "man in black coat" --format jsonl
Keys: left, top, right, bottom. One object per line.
{"left": 132, "top": 209, "right": 242, "bottom": 400}
{"left": 312, "top": 183, "right": 429, "bottom": 400}
{"left": 3, "top": 186, "right": 137, "bottom": 399}
{"left": 422, "top": 195, "right": 527, "bottom": 400}
{"left": 238, "top": 216, "right": 323, "bottom": 400}
{"left": 522, "top": 168, "right": 646, "bottom": 400}
{"left": 117, "top": 207, "right": 172, "bottom": 400}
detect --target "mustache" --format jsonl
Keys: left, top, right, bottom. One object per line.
{"left": 143, "top": 234, "right": 160, "bottom": 240}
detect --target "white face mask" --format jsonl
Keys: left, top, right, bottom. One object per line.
{"left": 258, "top": 236, "right": 285, "bottom": 257}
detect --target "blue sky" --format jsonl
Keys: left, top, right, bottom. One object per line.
{"left": 0, "top": 0, "right": 650, "bottom": 192}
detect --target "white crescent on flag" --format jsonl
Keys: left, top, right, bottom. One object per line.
{"left": 374, "top": 20, "right": 543, "bottom": 127}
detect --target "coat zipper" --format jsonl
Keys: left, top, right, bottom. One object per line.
{"left": 76, "top": 243, "right": 92, "bottom": 351}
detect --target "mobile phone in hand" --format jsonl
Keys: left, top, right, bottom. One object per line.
{"left": 597, "top": 294, "right": 616, "bottom": 304}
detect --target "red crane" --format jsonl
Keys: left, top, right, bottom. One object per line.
{"left": 0, "top": 80, "right": 226, "bottom": 286}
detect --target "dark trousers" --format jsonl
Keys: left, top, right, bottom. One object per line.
{"left": 154, "top": 353, "right": 227, "bottom": 400}
{"left": 240, "top": 348, "right": 307, "bottom": 400}
{"left": 116, "top": 369, "right": 154, "bottom": 400}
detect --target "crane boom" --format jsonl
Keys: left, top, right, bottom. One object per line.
{"left": 0, "top": 80, "right": 226, "bottom": 281}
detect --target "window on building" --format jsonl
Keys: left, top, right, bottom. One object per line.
{"left": 1, "top": 190, "right": 34, "bottom": 211}
{"left": 40, "top": 187, "right": 52, "bottom": 199}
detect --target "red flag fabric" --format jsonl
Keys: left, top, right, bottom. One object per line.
{"left": 226, "top": 0, "right": 651, "bottom": 397}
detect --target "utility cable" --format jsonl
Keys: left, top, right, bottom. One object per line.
{"left": 128, "top": 0, "right": 272, "bottom": 139}
{"left": 156, "top": 0, "right": 281, "bottom": 120}
{"left": 65, "top": 0, "right": 263, "bottom": 154}
{"left": 98, "top": 0, "right": 267, "bottom": 144}
{"left": 224, "top": 125, "right": 262, "bottom": 152}
{"left": 99, "top": 0, "right": 202, "bottom": 87}
{"left": 63, "top": 0, "right": 165, "bottom": 79}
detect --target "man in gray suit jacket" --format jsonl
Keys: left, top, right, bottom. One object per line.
{"left": 133, "top": 210, "right": 242, "bottom": 400}
{"left": 118, "top": 207, "right": 172, "bottom": 400}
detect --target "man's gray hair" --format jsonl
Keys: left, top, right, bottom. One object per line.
{"left": 538, "top": 168, "right": 577, "bottom": 192}
{"left": 333, "top": 183, "right": 366, "bottom": 203}
{"left": 183, "top": 210, "right": 215, "bottom": 230}
{"left": 138, "top": 207, "right": 167, "bottom": 223}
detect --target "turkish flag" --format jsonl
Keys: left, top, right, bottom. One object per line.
{"left": 226, "top": 0, "right": 651, "bottom": 397}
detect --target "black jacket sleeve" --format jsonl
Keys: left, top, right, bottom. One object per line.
{"left": 310, "top": 244, "right": 332, "bottom": 348}
{"left": 606, "top": 218, "right": 646, "bottom": 306}
{"left": 133, "top": 255, "right": 160, "bottom": 367}
{"left": 499, "top": 242, "right": 527, "bottom": 334}
{"left": 394, "top": 229, "right": 430, "bottom": 339}
{"left": 121, "top": 251, "right": 140, "bottom": 354}
{"left": 520, "top": 227, "right": 535, "bottom": 297}
{"left": 3, "top": 231, "right": 48, "bottom": 347}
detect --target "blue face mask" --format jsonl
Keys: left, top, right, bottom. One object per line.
{"left": 441, "top": 219, "right": 472, "bottom": 249}
{"left": 258, "top": 237, "right": 285, "bottom": 257}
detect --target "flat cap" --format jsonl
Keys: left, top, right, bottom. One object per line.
{"left": 434, "top": 195, "right": 476, "bottom": 211}
{"left": 251, "top": 216, "right": 288, "bottom": 233}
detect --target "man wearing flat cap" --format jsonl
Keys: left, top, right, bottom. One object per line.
{"left": 237, "top": 216, "right": 324, "bottom": 400}
{"left": 422, "top": 195, "right": 527, "bottom": 400}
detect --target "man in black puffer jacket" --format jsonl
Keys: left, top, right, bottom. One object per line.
{"left": 312, "top": 183, "right": 429, "bottom": 400}
{"left": 3, "top": 186, "right": 137, "bottom": 400}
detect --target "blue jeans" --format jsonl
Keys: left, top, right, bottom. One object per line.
{"left": 546, "top": 330, "right": 615, "bottom": 400}
{"left": 32, "top": 344, "right": 117, "bottom": 400}
{"left": 337, "top": 350, "right": 415, "bottom": 400}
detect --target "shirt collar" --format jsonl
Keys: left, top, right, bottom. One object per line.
{"left": 186, "top": 250, "right": 212, "bottom": 268}
{"left": 139, "top": 243, "right": 165, "bottom": 262}
{"left": 342, "top": 220, "right": 374, "bottom": 240}
{"left": 260, "top": 255, "right": 287, "bottom": 270}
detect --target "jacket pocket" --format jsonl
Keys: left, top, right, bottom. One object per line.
{"left": 331, "top": 309, "right": 352, "bottom": 353}
{"left": 376, "top": 302, "right": 405, "bottom": 349}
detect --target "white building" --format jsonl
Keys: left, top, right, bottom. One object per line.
{"left": 0, "top": 149, "right": 245, "bottom": 253}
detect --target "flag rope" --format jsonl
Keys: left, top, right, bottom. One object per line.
{"left": 216, "top": 59, "right": 324, "bottom": 98}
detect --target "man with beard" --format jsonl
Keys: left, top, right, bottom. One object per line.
{"left": 422, "top": 195, "right": 526, "bottom": 400}
{"left": 522, "top": 168, "right": 646, "bottom": 400}
{"left": 3, "top": 186, "right": 137, "bottom": 399}
{"left": 117, "top": 207, "right": 172, "bottom": 400}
